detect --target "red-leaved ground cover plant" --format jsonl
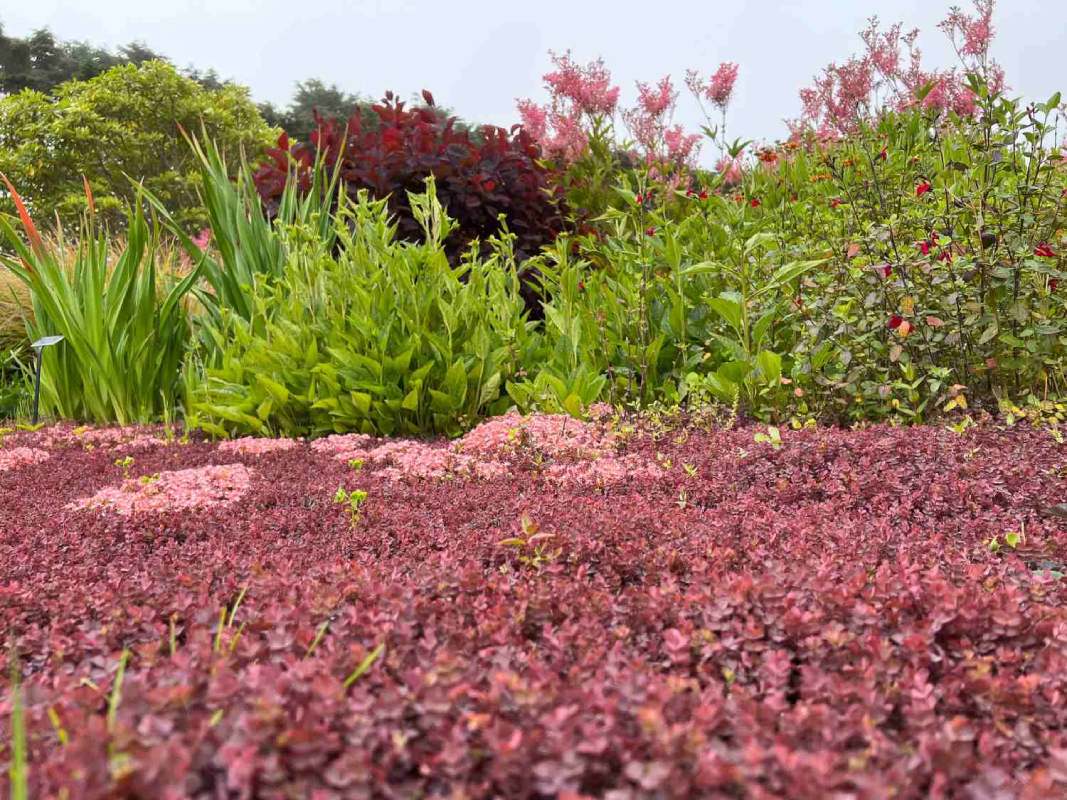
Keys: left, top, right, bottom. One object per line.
{"left": 2, "top": 414, "right": 1067, "bottom": 798}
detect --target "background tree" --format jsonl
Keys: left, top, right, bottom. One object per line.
{"left": 0, "top": 60, "right": 275, "bottom": 230}
{"left": 0, "top": 20, "right": 223, "bottom": 96}
{"left": 258, "top": 78, "right": 369, "bottom": 142}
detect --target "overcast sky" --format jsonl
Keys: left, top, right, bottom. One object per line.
{"left": 4, "top": 0, "right": 1066, "bottom": 149}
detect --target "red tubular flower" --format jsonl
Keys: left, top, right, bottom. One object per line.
{"left": 1050, "top": 279, "right": 1059, "bottom": 291}
{"left": 635, "top": 193, "right": 644, "bottom": 205}
{"left": 1034, "top": 243, "right": 1056, "bottom": 258}
{"left": 645, "top": 227, "right": 656, "bottom": 236}
{"left": 830, "top": 198, "right": 842, "bottom": 209}
{"left": 877, "top": 264, "right": 893, "bottom": 278}
{"left": 938, "top": 250, "right": 953, "bottom": 263}
{"left": 878, "top": 148, "right": 887, "bottom": 160}
{"left": 887, "top": 315, "right": 904, "bottom": 330}
{"left": 916, "top": 181, "right": 932, "bottom": 197}
{"left": 918, "top": 241, "right": 932, "bottom": 255}
{"left": 698, "top": 189, "right": 708, "bottom": 200}
{"left": 749, "top": 198, "right": 761, "bottom": 208}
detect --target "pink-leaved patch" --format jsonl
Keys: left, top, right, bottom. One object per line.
{"left": 69, "top": 463, "right": 252, "bottom": 515}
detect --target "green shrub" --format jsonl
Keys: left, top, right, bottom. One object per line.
{"left": 0, "top": 60, "right": 274, "bottom": 231}
{"left": 183, "top": 178, "right": 536, "bottom": 438}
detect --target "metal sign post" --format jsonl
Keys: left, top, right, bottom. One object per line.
{"left": 30, "top": 335, "right": 64, "bottom": 425}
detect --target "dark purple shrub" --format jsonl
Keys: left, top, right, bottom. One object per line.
{"left": 253, "top": 91, "right": 568, "bottom": 271}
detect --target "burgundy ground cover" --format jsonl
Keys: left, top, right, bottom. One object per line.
{"left": 1, "top": 415, "right": 1066, "bottom": 798}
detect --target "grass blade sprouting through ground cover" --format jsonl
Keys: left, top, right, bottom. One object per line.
{"left": 105, "top": 650, "right": 128, "bottom": 736}
{"left": 342, "top": 643, "right": 384, "bottom": 690}
{"left": 7, "top": 653, "right": 28, "bottom": 800}
{"left": 0, "top": 186, "right": 202, "bottom": 424}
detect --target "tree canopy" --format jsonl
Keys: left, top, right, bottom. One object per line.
{"left": 0, "top": 60, "right": 275, "bottom": 230}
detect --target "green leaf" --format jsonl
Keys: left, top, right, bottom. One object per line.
{"left": 707, "top": 295, "right": 743, "bottom": 336}
{"left": 401, "top": 387, "right": 420, "bottom": 411}
{"left": 755, "top": 350, "right": 782, "bottom": 385}
{"left": 349, "top": 391, "right": 372, "bottom": 415}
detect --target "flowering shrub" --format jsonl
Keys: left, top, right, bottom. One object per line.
{"left": 2, "top": 418, "right": 1066, "bottom": 796}
{"left": 521, "top": 0, "right": 1067, "bottom": 422}
{"left": 794, "top": 0, "right": 1002, "bottom": 136}
{"left": 253, "top": 91, "right": 567, "bottom": 268}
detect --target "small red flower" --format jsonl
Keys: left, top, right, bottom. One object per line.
{"left": 938, "top": 250, "right": 953, "bottom": 263}
{"left": 877, "top": 264, "right": 893, "bottom": 278}
{"left": 645, "top": 227, "right": 656, "bottom": 236}
{"left": 916, "top": 181, "right": 932, "bottom": 197}
{"left": 878, "top": 147, "right": 887, "bottom": 160}
{"left": 698, "top": 189, "right": 708, "bottom": 200}
{"left": 918, "top": 241, "right": 932, "bottom": 255}
{"left": 577, "top": 281, "right": 586, "bottom": 292}
{"left": 1050, "top": 279, "right": 1059, "bottom": 291}
{"left": 830, "top": 198, "right": 843, "bottom": 209}
{"left": 749, "top": 198, "right": 761, "bottom": 207}
{"left": 635, "top": 193, "right": 644, "bottom": 205}
{"left": 887, "top": 315, "right": 904, "bottom": 330}
{"left": 1034, "top": 243, "right": 1056, "bottom": 258}
{"left": 686, "top": 188, "right": 695, "bottom": 197}
{"left": 482, "top": 179, "right": 496, "bottom": 192}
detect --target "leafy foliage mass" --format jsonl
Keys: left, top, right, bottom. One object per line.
{"left": 256, "top": 78, "right": 369, "bottom": 145}
{"left": 0, "top": 183, "right": 201, "bottom": 425}
{"left": 1, "top": 418, "right": 1066, "bottom": 796}
{"left": 0, "top": 60, "right": 273, "bottom": 230}
{"left": 0, "top": 22, "right": 169, "bottom": 95}
{"left": 184, "top": 179, "right": 536, "bottom": 438}
{"left": 253, "top": 91, "right": 567, "bottom": 269}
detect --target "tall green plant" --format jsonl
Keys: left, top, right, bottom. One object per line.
{"left": 183, "top": 178, "right": 537, "bottom": 437}
{"left": 144, "top": 134, "right": 342, "bottom": 331}
{"left": 0, "top": 179, "right": 200, "bottom": 424}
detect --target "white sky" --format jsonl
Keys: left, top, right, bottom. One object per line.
{"left": 4, "top": 0, "right": 1066, "bottom": 149}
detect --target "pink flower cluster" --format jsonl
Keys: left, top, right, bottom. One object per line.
{"left": 542, "top": 51, "right": 620, "bottom": 116}
{"left": 939, "top": 0, "right": 995, "bottom": 59}
{"left": 794, "top": 1, "right": 1005, "bottom": 135}
{"left": 517, "top": 51, "right": 620, "bottom": 163}
{"left": 0, "top": 446, "right": 50, "bottom": 472}
{"left": 70, "top": 464, "right": 252, "bottom": 515}
{"left": 623, "top": 76, "right": 701, "bottom": 169}
{"left": 543, "top": 453, "right": 662, "bottom": 487}
{"left": 715, "top": 153, "right": 745, "bottom": 186}
{"left": 218, "top": 437, "right": 300, "bottom": 456}
{"left": 686, "top": 62, "right": 739, "bottom": 110}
